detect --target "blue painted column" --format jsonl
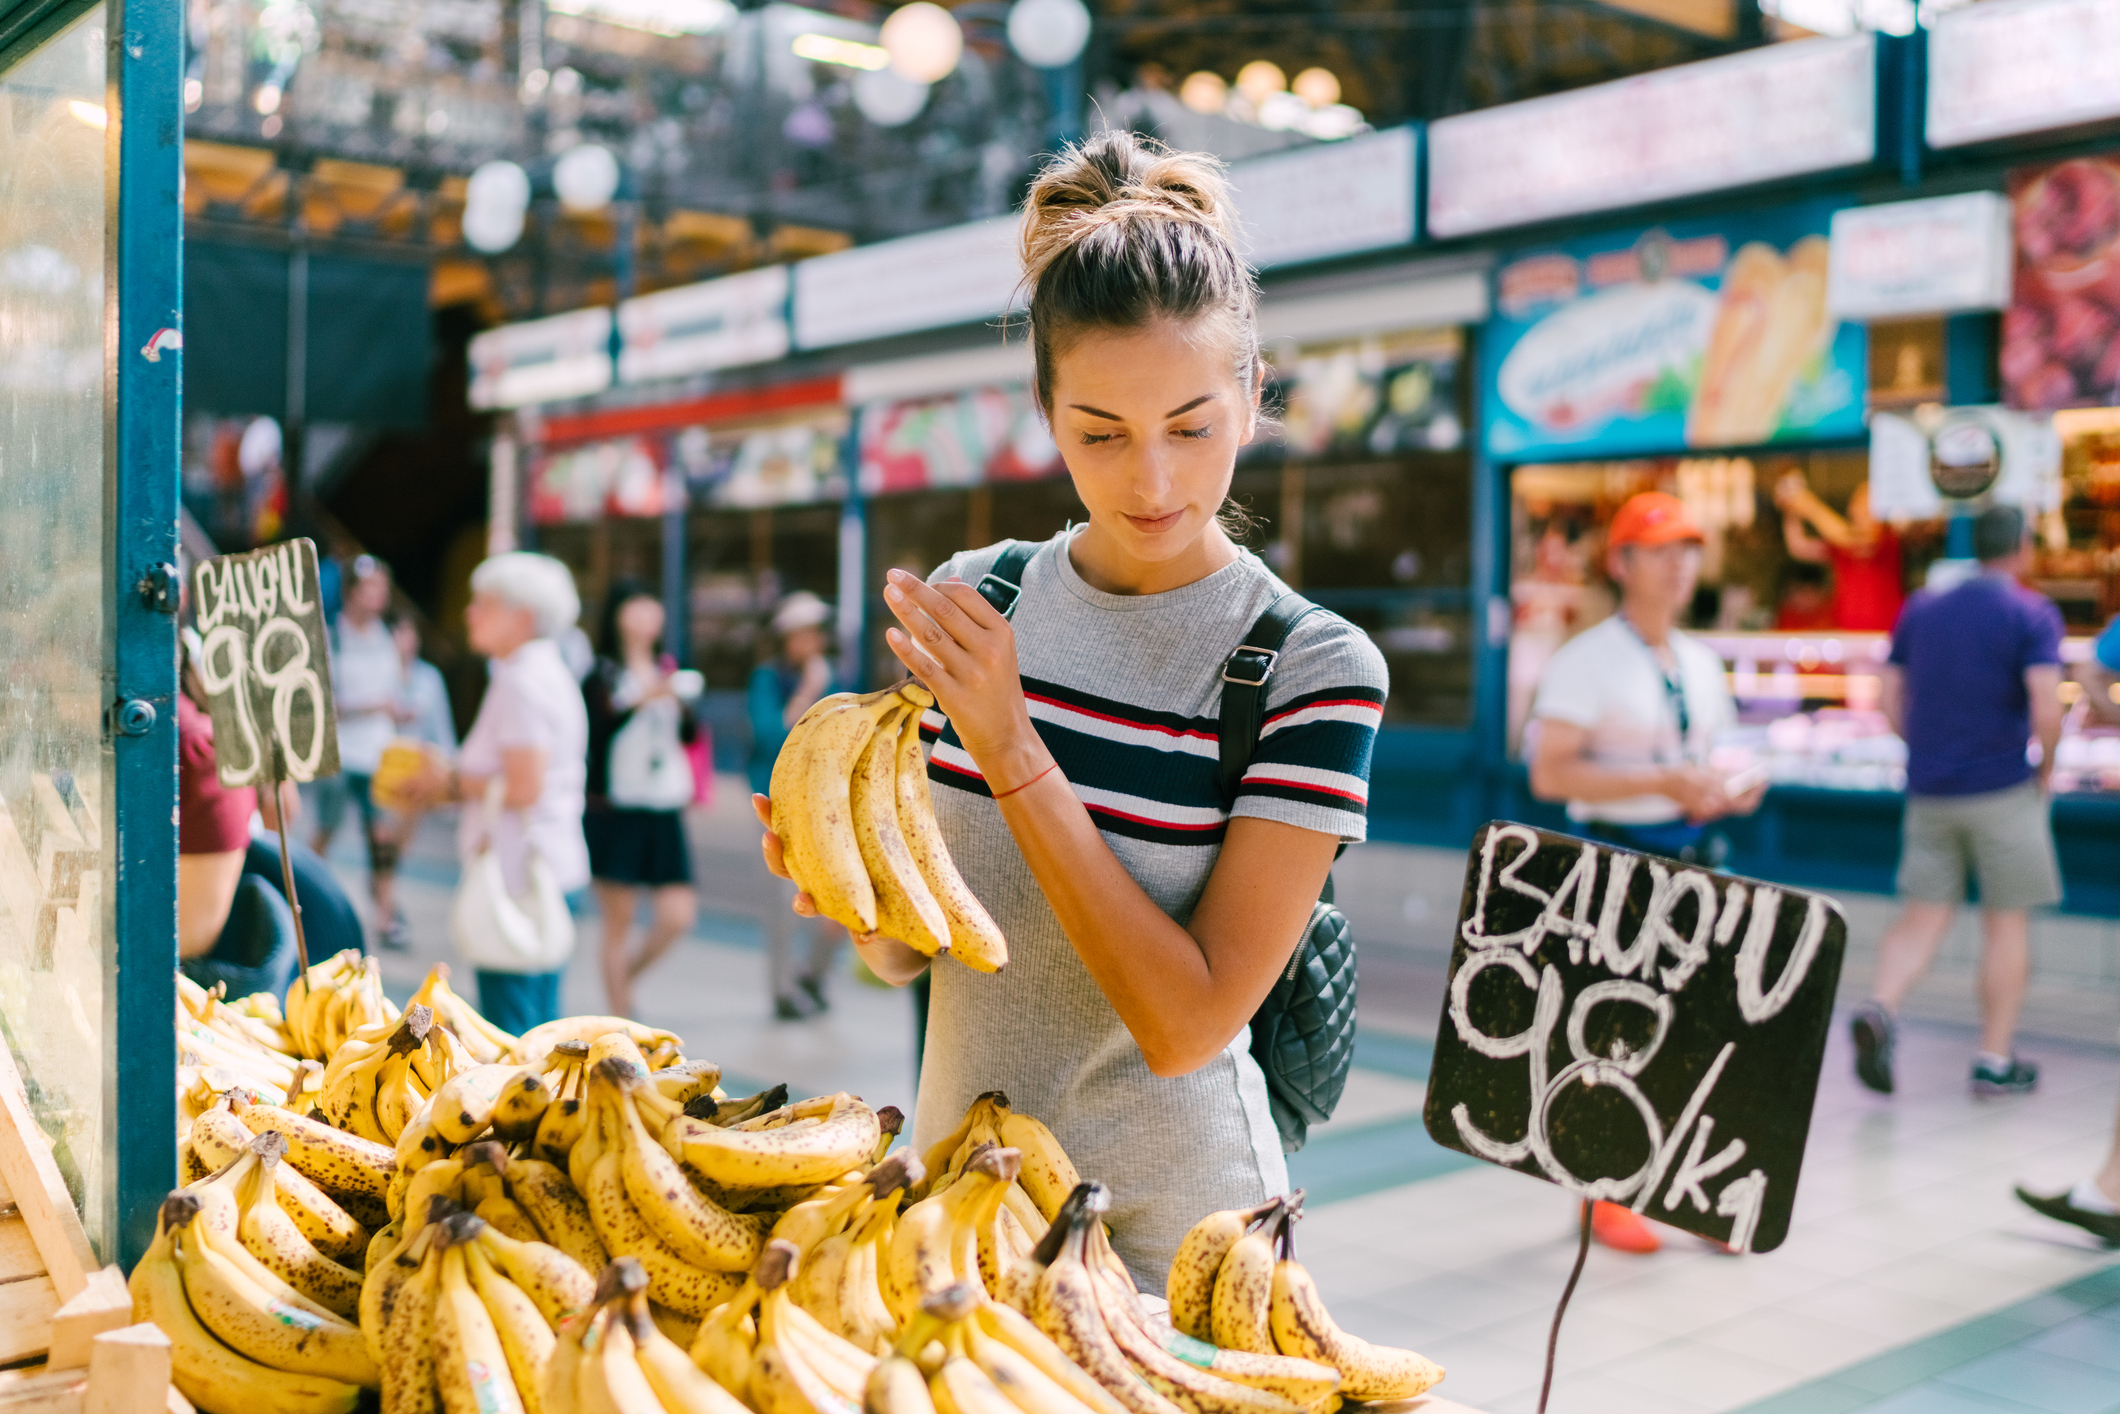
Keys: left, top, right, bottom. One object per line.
{"left": 108, "top": 0, "right": 184, "bottom": 1269}
{"left": 837, "top": 408, "right": 868, "bottom": 690}
{"left": 1469, "top": 437, "right": 1511, "bottom": 831}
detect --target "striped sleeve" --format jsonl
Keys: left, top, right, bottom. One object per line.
{"left": 1231, "top": 612, "right": 1388, "bottom": 841}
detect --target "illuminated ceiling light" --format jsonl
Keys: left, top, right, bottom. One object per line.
{"left": 1235, "top": 60, "right": 1286, "bottom": 105}
{"left": 554, "top": 143, "right": 621, "bottom": 211}
{"left": 881, "top": 2, "right": 962, "bottom": 84}
{"left": 1291, "top": 66, "right": 1339, "bottom": 108}
{"left": 65, "top": 99, "right": 106, "bottom": 129}
{"left": 1301, "top": 103, "right": 1365, "bottom": 139}
{"left": 1257, "top": 90, "right": 1308, "bottom": 130}
{"left": 792, "top": 33, "right": 890, "bottom": 69}
{"left": 1006, "top": 0, "right": 1090, "bottom": 69}
{"left": 545, "top": 0, "right": 736, "bottom": 37}
{"left": 1179, "top": 70, "right": 1227, "bottom": 114}
{"left": 854, "top": 65, "right": 929, "bottom": 126}
{"left": 183, "top": 78, "right": 203, "bottom": 112}
{"left": 253, "top": 82, "right": 283, "bottom": 115}
{"left": 464, "top": 159, "right": 531, "bottom": 252}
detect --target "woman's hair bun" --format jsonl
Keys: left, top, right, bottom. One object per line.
{"left": 1017, "top": 129, "right": 1258, "bottom": 411}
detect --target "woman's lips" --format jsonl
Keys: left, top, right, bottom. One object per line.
{"left": 1125, "top": 510, "right": 1185, "bottom": 533}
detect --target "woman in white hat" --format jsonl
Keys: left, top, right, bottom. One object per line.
{"left": 747, "top": 590, "right": 842, "bottom": 1017}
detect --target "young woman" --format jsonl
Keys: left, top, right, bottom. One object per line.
{"left": 584, "top": 582, "right": 701, "bottom": 1019}
{"left": 755, "top": 132, "right": 1388, "bottom": 1286}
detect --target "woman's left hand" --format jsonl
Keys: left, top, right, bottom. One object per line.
{"left": 882, "top": 569, "right": 1050, "bottom": 791}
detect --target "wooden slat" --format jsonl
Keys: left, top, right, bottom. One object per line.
{"left": 83, "top": 1324, "right": 169, "bottom": 1414}
{"left": 0, "top": 1362, "right": 85, "bottom": 1414}
{"left": 0, "top": 1209, "right": 44, "bottom": 1282}
{"left": 0, "top": 1045, "right": 94, "bottom": 1300}
{"left": 48, "top": 1268, "right": 131, "bottom": 1369}
{"left": 0, "top": 1273, "right": 62, "bottom": 1365}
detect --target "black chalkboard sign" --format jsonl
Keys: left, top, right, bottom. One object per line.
{"left": 1424, "top": 822, "right": 1846, "bottom": 1253}
{"left": 192, "top": 539, "right": 340, "bottom": 788}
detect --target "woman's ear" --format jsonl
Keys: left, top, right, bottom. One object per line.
{"left": 1240, "top": 357, "right": 1267, "bottom": 444}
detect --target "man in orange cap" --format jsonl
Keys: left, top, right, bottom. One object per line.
{"left": 1527, "top": 490, "right": 1766, "bottom": 1254}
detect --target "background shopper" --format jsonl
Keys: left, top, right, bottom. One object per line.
{"left": 1853, "top": 505, "right": 2063, "bottom": 1099}
{"left": 584, "top": 581, "right": 700, "bottom": 1019}
{"left": 749, "top": 590, "right": 843, "bottom": 1019}
{"left": 404, "top": 552, "right": 590, "bottom": 1034}
{"left": 1775, "top": 473, "right": 1905, "bottom": 631}
{"left": 313, "top": 554, "right": 408, "bottom": 948}
{"left": 757, "top": 131, "right": 1389, "bottom": 1287}
{"left": 1527, "top": 489, "right": 1765, "bottom": 1253}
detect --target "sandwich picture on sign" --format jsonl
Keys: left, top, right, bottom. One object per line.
{"left": 191, "top": 539, "right": 340, "bottom": 788}
{"left": 1426, "top": 821, "right": 1847, "bottom": 1254}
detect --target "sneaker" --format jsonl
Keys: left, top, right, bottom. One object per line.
{"left": 2015, "top": 1185, "right": 2120, "bottom": 1245}
{"left": 773, "top": 995, "right": 808, "bottom": 1021}
{"left": 1851, "top": 1003, "right": 1895, "bottom": 1095}
{"left": 1588, "top": 1200, "right": 1660, "bottom": 1255}
{"left": 1973, "top": 1054, "right": 2039, "bottom": 1097}
{"left": 378, "top": 917, "right": 411, "bottom": 952}
{"left": 798, "top": 974, "right": 830, "bottom": 1015}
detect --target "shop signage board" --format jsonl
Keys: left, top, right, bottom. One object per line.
{"left": 2001, "top": 155, "right": 2120, "bottom": 412}
{"left": 1426, "top": 823, "right": 1846, "bottom": 1252}
{"left": 190, "top": 539, "right": 339, "bottom": 787}
{"left": 792, "top": 216, "right": 1024, "bottom": 351}
{"left": 1927, "top": 0, "right": 2120, "bottom": 150}
{"left": 1827, "top": 193, "right": 2014, "bottom": 321}
{"left": 528, "top": 436, "right": 681, "bottom": 524}
{"left": 467, "top": 307, "right": 614, "bottom": 410}
{"left": 1230, "top": 127, "right": 1417, "bottom": 269}
{"left": 1481, "top": 201, "right": 1868, "bottom": 460}
{"left": 618, "top": 265, "right": 791, "bottom": 383}
{"left": 857, "top": 384, "right": 1061, "bottom": 494}
{"left": 1427, "top": 35, "right": 1874, "bottom": 239}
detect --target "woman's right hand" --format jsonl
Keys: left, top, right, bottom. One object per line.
{"left": 753, "top": 793, "right": 819, "bottom": 917}
{"left": 753, "top": 792, "right": 930, "bottom": 982}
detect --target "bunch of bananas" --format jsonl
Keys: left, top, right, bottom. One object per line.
{"left": 365, "top": 1204, "right": 600, "bottom": 1414}
{"left": 177, "top": 975, "right": 310, "bottom": 1117}
{"left": 131, "top": 1181, "right": 380, "bottom": 1414}
{"left": 885, "top": 1145, "right": 1035, "bottom": 1322}
{"left": 769, "top": 684, "right": 1007, "bottom": 972}
{"left": 1169, "top": 1194, "right": 1443, "bottom": 1405}
{"left": 917, "top": 1092, "right": 1077, "bottom": 1227}
{"left": 548, "top": 1257, "right": 751, "bottom": 1414}
{"left": 315, "top": 1002, "right": 470, "bottom": 1144}
{"left": 389, "top": 1041, "right": 616, "bottom": 1221}
{"left": 408, "top": 962, "right": 521, "bottom": 1064}
{"left": 286, "top": 949, "right": 401, "bottom": 1061}
{"left": 867, "top": 1278, "right": 1134, "bottom": 1414}
{"left": 512, "top": 1014, "right": 687, "bottom": 1067}
{"left": 227, "top": 1087, "right": 398, "bottom": 1230}
{"left": 189, "top": 1109, "right": 371, "bottom": 1312}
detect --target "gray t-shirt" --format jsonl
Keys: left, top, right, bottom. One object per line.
{"left": 912, "top": 531, "right": 1388, "bottom": 1289}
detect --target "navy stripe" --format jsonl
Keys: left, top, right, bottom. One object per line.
{"left": 1237, "top": 779, "right": 1370, "bottom": 817}
{"left": 1264, "top": 683, "right": 1388, "bottom": 721}
{"left": 1020, "top": 675, "right": 1219, "bottom": 739}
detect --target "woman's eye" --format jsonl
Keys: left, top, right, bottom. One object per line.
{"left": 1078, "top": 432, "right": 1117, "bottom": 445}
{"left": 1174, "top": 425, "right": 1213, "bottom": 440}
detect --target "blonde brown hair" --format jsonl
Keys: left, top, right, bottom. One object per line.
{"left": 1017, "top": 130, "right": 1261, "bottom": 416}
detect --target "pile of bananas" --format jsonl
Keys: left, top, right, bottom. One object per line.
{"left": 409, "top": 961, "right": 521, "bottom": 1064}
{"left": 1169, "top": 1194, "right": 1443, "bottom": 1405}
{"left": 869, "top": 1277, "right": 1135, "bottom": 1414}
{"left": 286, "top": 949, "right": 400, "bottom": 1061}
{"left": 769, "top": 683, "right": 1007, "bottom": 971}
{"left": 178, "top": 975, "right": 313, "bottom": 1113}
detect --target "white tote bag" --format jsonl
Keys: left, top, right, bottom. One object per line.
{"left": 452, "top": 784, "right": 575, "bottom": 974}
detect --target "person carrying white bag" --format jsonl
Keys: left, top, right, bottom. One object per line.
{"left": 401, "top": 552, "right": 590, "bottom": 1033}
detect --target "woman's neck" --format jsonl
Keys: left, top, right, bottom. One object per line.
{"left": 622, "top": 645, "right": 658, "bottom": 673}
{"left": 1068, "top": 521, "right": 1242, "bottom": 596}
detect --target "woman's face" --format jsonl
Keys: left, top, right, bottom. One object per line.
{"left": 465, "top": 589, "right": 538, "bottom": 658}
{"left": 346, "top": 570, "right": 391, "bottom": 617}
{"left": 617, "top": 595, "right": 664, "bottom": 653}
{"left": 1046, "top": 318, "right": 1260, "bottom": 567}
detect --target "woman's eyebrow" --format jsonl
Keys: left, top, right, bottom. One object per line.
{"left": 1068, "top": 404, "right": 1123, "bottom": 421}
{"left": 1165, "top": 394, "right": 1214, "bottom": 417}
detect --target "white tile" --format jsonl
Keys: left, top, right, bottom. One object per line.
{"left": 1684, "top": 1304, "right": 1896, "bottom": 1378}
{"left": 1588, "top": 1339, "right": 1811, "bottom": 1408}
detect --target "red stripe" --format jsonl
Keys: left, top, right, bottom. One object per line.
{"left": 1242, "top": 774, "right": 1368, "bottom": 804}
{"left": 1024, "top": 691, "right": 1216, "bottom": 741}
{"left": 1085, "top": 803, "right": 1226, "bottom": 832}
{"left": 537, "top": 374, "right": 844, "bottom": 447}
{"left": 1263, "top": 697, "right": 1387, "bottom": 726}
{"left": 930, "top": 756, "right": 986, "bottom": 782}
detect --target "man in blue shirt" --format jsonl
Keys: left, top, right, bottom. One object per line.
{"left": 1851, "top": 506, "right": 2063, "bottom": 1098}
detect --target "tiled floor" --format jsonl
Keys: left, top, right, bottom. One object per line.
{"left": 326, "top": 789, "right": 2120, "bottom": 1414}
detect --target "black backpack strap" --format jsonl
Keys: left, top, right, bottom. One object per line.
{"left": 1216, "top": 591, "right": 1321, "bottom": 808}
{"left": 974, "top": 541, "right": 1038, "bottom": 620}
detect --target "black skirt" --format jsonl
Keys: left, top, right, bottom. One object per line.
{"left": 584, "top": 806, "right": 694, "bottom": 887}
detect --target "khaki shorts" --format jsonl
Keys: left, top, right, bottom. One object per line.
{"left": 1898, "top": 780, "right": 2062, "bottom": 911}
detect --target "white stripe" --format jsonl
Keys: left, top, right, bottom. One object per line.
{"left": 1260, "top": 701, "right": 1385, "bottom": 736}
{"left": 1240, "top": 761, "right": 1369, "bottom": 802}
{"left": 922, "top": 707, "right": 948, "bottom": 733}
{"left": 929, "top": 739, "right": 984, "bottom": 779}
{"left": 1071, "top": 783, "right": 1227, "bottom": 829}
{"left": 1025, "top": 696, "right": 1220, "bottom": 758}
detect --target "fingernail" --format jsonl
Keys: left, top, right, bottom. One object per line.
{"left": 888, "top": 568, "right": 909, "bottom": 583}
{"left": 884, "top": 584, "right": 903, "bottom": 602}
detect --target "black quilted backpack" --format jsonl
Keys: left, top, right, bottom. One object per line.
{"left": 978, "top": 543, "right": 1357, "bottom": 1154}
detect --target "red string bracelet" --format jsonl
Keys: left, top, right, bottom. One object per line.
{"left": 991, "top": 763, "right": 1059, "bottom": 800}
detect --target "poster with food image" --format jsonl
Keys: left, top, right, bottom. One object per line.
{"left": 2004, "top": 155, "right": 2120, "bottom": 411}
{"left": 1482, "top": 203, "right": 1867, "bottom": 460}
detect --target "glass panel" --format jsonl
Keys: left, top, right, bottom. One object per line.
{"left": 0, "top": 11, "right": 113, "bottom": 1257}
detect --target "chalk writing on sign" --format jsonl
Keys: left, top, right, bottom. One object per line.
{"left": 1423, "top": 822, "right": 1846, "bottom": 1253}
{"left": 192, "top": 539, "right": 340, "bottom": 787}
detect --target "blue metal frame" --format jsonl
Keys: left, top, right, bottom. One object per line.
{"left": 105, "top": 0, "right": 182, "bottom": 1269}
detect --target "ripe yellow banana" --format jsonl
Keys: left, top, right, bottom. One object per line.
{"left": 432, "top": 1061, "right": 540, "bottom": 1145}
{"left": 170, "top": 1196, "right": 379, "bottom": 1387}
{"left": 1085, "top": 1235, "right": 1302, "bottom": 1414}
{"left": 868, "top": 1346, "right": 941, "bottom": 1414}
{"left": 133, "top": 1199, "right": 365, "bottom": 1414}
{"left": 838, "top": 1200, "right": 903, "bottom": 1357}
{"left": 582, "top": 1124, "right": 748, "bottom": 1315}
{"left": 1027, "top": 1188, "right": 1185, "bottom": 1414}
{"left": 993, "top": 1114, "right": 1078, "bottom": 1226}
{"left": 234, "top": 1135, "right": 365, "bottom": 1319}
{"left": 409, "top": 962, "right": 518, "bottom": 1064}
{"left": 604, "top": 1064, "right": 767, "bottom": 1271}
{"left": 891, "top": 704, "right": 1008, "bottom": 972}
{"left": 773, "top": 688, "right": 917, "bottom": 935}
{"left": 231, "top": 1090, "right": 395, "bottom": 1197}
{"left": 534, "top": 1052, "right": 593, "bottom": 1166}
{"left": 774, "top": 1152, "right": 915, "bottom": 1257}
{"left": 753, "top": 1239, "right": 871, "bottom": 1414}
{"left": 852, "top": 702, "right": 953, "bottom": 956}
{"left": 437, "top": 1236, "right": 528, "bottom": 1414}
{"left": 663, "top": 1091, "right": 883, "bottom": 1190}
{"left": 510, "top": 1015, "right": 683, "bottom": 1067}
{"left": 493, "top": 1066, "right": 557, "bottom": 1143}
{"left": 887, "top": 1146, "right": 1015, "bottom": 1323}
{"left": 506, "top": 1155, "right": 612, "bottom": 1278}
{"left": 1166, "top": 1201, "right": 1280, "bottom": 1343}
{"left": 475, "top": 1224, "right": 596, "bottom": 1330}
{"left": 184, "top": 1147, "right": 352, "bottom": 1331}
{"left": 1209, "top": 1225, "right": 1278, "bottom": 1357}
{"left": 463, "top": 1219, "right": 557, "bottom": 1414}
{"left": 609, "top": 1275, "right": 752, "bottom": 1414}
{"left": 361, "top": 1221, "right": 435, "bottom": 1369}
{"left": 191, "top": 1103, "right": 369, "bottom": 1264}
{"left": 690, "top": 1278, "right": 761, "bottom": 1394}
{"left": 931, "top": 1332, "right": 1021, "bottom": 1414}
{"left": 1267, "top": 1256, "right": 1441, "bottom": 1401}
{"left": 478, "top": 1194, "right": 547, "bottom": 1244}
{"left": 971, "top": 1301, "right": 1128, "bottom": 1414}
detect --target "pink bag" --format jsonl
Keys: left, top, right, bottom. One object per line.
{"left": 686, "top": 726, "right": 714, "bottom": 807}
